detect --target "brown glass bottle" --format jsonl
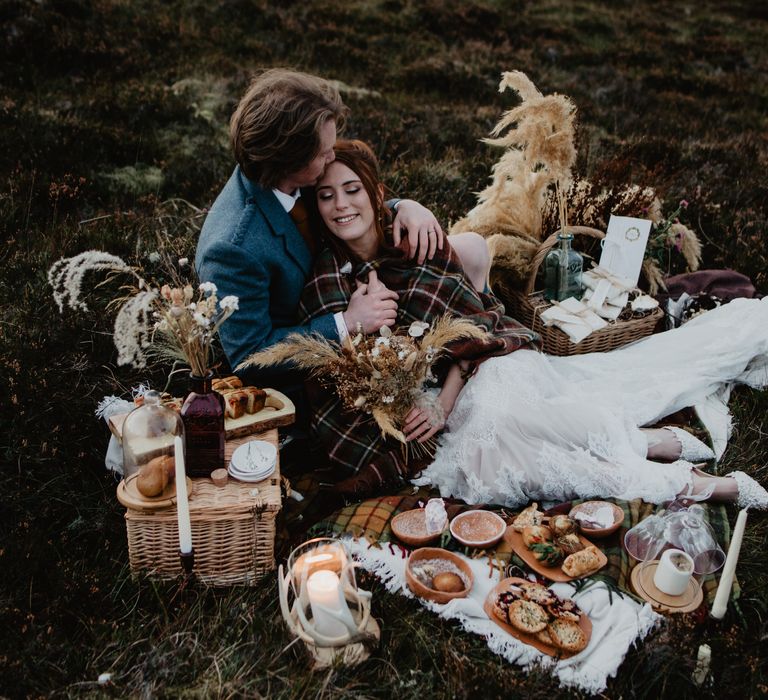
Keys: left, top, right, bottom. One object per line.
{"left": 180, "top": 372, "right": 225, "bottom": 477}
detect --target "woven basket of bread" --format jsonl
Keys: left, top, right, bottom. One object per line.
{"left": 502, "top": 226, "right": 663, "bottom": 356}
{"left": 122, "top": 430, "right": 285, "bottom": 586}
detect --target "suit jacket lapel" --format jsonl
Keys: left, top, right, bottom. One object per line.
{"left": 244, "top": 175, "right": 312, "bottom": 276}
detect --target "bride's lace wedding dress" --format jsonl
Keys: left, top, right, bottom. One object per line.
{"left": 415, "top": 298, "right": 768, "bottom": 507}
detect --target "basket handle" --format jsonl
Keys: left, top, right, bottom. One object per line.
{"left": 523, "top": 226, "right": 605, "bottom": 296}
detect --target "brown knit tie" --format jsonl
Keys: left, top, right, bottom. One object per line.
{"left": 288, "top": 197, "right": 317, "bottom": 256}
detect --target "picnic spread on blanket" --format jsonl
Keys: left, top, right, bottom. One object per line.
{"left": 46, "top": 70, "right": 766, "bottom": 695}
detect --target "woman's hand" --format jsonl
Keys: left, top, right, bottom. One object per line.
{"left": 392, "top": 199, "right": 444, "bottom": 264}
{"left": 403, "top": 363, "right": 467, "bottom": 443}
{"left": 403, "top": 403, "right": 445, "bottom": 444}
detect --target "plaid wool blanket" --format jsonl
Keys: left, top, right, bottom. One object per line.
{"left": 308, "top": 485, "right": 739, "bottom": 606}
{"left": 297, "top": 243, "right": 538, "bottom": 494}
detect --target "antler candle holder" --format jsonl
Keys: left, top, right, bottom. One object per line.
{"left": 278, "top": 538, "right": 380, "bottom": 668}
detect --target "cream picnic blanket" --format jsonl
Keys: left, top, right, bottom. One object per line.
{"left": 344, "top": 536, "right": 661, "bottom": 695}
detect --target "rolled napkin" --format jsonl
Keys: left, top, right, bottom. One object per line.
{"left": 540, "top": 297, "right": 608, "bottom": 344}
{"left": 583, "top": 266, "right": 636, "bottom": 319}
{"left": 582, "top": 288, "right": 626, "bottom": 320}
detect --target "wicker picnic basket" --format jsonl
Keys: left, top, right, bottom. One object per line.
{"left": 502, "top": 226, "right": 663, "bottom": 355}
{"left": 120, "top": 430, "right": 285, "bottom": 586}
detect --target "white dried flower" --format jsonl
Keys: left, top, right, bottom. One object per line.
{"left": 375, "top": 337, "right": 390, "bottom": 347}
{"left": 408, "top": 321, "right": 429, "bottom": 338}
{"left": 371, "top": 347, "right": 380, "bottom": 357}
{"left": 193, "top": 312, "right": 211, "bottom": 327}
{"left": 379, "top": 325, "right": 392, "bottom": 337}
{"left": 219, "top": 295, "right": 239, "bottom": 312}
{"left": 382, "top": 395, "right": 394, "bottom": 404}
{"left": 148, "top": 251, "right": 161, "bottom": 263}
{"left": 48, "top": 250, "right": 133, "bottom": 312}
{"left": 178, "top": 257, "right": 189, "bottom": 267}
{"left": 198, "top": 281, "right": 217, "bottom": 294}
{"left": 113, "top": 290, "right": 157, "bottom": 368}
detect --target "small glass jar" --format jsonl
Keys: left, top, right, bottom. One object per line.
{"left": 543, "top": 232, "right": 584, "bottom": 301}
{"left": 121, "top": 390, "right": 184, "bottom": 479}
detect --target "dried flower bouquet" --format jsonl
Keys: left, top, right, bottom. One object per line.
{"left": 48, "top": 250, "right": 238, "bottom": 375}
{"left": 239, "top": 317, "right": 488, "bottom": 443}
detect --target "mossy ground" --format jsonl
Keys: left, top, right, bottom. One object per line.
{"left": 1, "top": 1, "right": 767, "bottom": 697}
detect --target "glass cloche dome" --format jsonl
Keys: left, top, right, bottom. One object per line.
{"left": 121, "top": 390, "right": 184, "bottom": 480}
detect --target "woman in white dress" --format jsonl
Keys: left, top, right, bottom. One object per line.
{"left": 303, "top": 139, "right": 768, "bottom": 510}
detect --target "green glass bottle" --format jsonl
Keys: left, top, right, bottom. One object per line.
{"left": 543, "top": 232, "right": 583, "bottom": 301}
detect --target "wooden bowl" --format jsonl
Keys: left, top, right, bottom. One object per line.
{"left": 391, "top": 509, "right": 445, "bottom": 547}
{"left": 449, "top": 510, "right": 506, "bottom": 548}
{"left": 569, "top": 501, "right": 624, "bottom": 538}
{"left": 405, "top": 548, "right": 473, "bottom": 604}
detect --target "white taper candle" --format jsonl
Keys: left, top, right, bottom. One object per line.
{"left": 174, "top": 435, "right": 193, "bottom": 554}
{"left": 710, "top": 507, "right": 748, "bottom": 619}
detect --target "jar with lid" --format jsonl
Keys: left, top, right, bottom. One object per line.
{"left": 121, "top": 390, "right": 184, "bottom": 480}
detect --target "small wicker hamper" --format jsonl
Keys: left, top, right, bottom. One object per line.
{"left": 501, "top": 226, "right": 664, "bottom": 355}
{"left": 120, "top": 429, "right": 284, "bottom": 586}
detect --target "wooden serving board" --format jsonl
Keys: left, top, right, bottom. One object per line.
{"left": 116, "top": 475, "right": 194, "bottom": 511}
{"left": 109, "top": 388, "right": 295, "bottom": 444}
{"left": 505, "top": 527, "right": 607, "bottom": 582}
{"left": 483, "top": 577, "right": 592, "bottom": 658}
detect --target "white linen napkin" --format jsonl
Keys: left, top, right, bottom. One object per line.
{"left": 540, "top": 297, "right": 608, "bottom": 343}
{"left": 582, "top": 266, "right": 635, "bottom": 320}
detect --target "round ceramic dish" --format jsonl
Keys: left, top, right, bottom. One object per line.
{"left": 405, "top": 548, "right": 473, "bottom": 604}
{"left": 449, "top": 510, "right": 506, "bottom": 548}
{"left": 569, "top": 501, "right": 624, "bottom": 538}
{"left": 229, "top": 440, "right": 276, "bottom": 481}
{"left": 391, "top": 509, "right": 446, "bottom": 547}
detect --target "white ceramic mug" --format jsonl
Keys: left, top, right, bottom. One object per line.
{"left": 653, "top": 549, "right": 694, "bottom": 596}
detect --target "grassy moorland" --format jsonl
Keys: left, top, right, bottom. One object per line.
{"left": 1, "top": 0, "right": 767, "bottom": 697}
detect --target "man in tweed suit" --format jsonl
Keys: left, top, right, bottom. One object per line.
{"left": 196, "top": 69, "right": 446, "bottom": 398}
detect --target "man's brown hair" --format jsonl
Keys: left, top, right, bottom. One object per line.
{"left": 230, "top": 69, "right": 348, "bottom": 189}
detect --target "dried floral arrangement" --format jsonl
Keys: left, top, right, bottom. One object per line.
{"left": 239, "top": 317, "right": 488, "bottom": 444}
{"left": 48, "top": 250, "right": 238, "bottom": 375}
{"left": 452, "top": 70, "right": 701, "bottom": 297}
{"left": 540, "top": 183, "right": 701, "bottom": 294}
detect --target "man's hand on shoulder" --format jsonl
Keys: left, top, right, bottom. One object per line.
{"left": 392, "top": 199, "right": 444, "bottom": 264}
{"left": 342, "top": 270, "right": 398, "bottom": 334}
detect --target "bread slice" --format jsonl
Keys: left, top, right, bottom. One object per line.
{"left": 547, "top": 618, "right": 588, "bottom": 653}
{"left": 507, "top": 599, "right": 549, "bottom": 634}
